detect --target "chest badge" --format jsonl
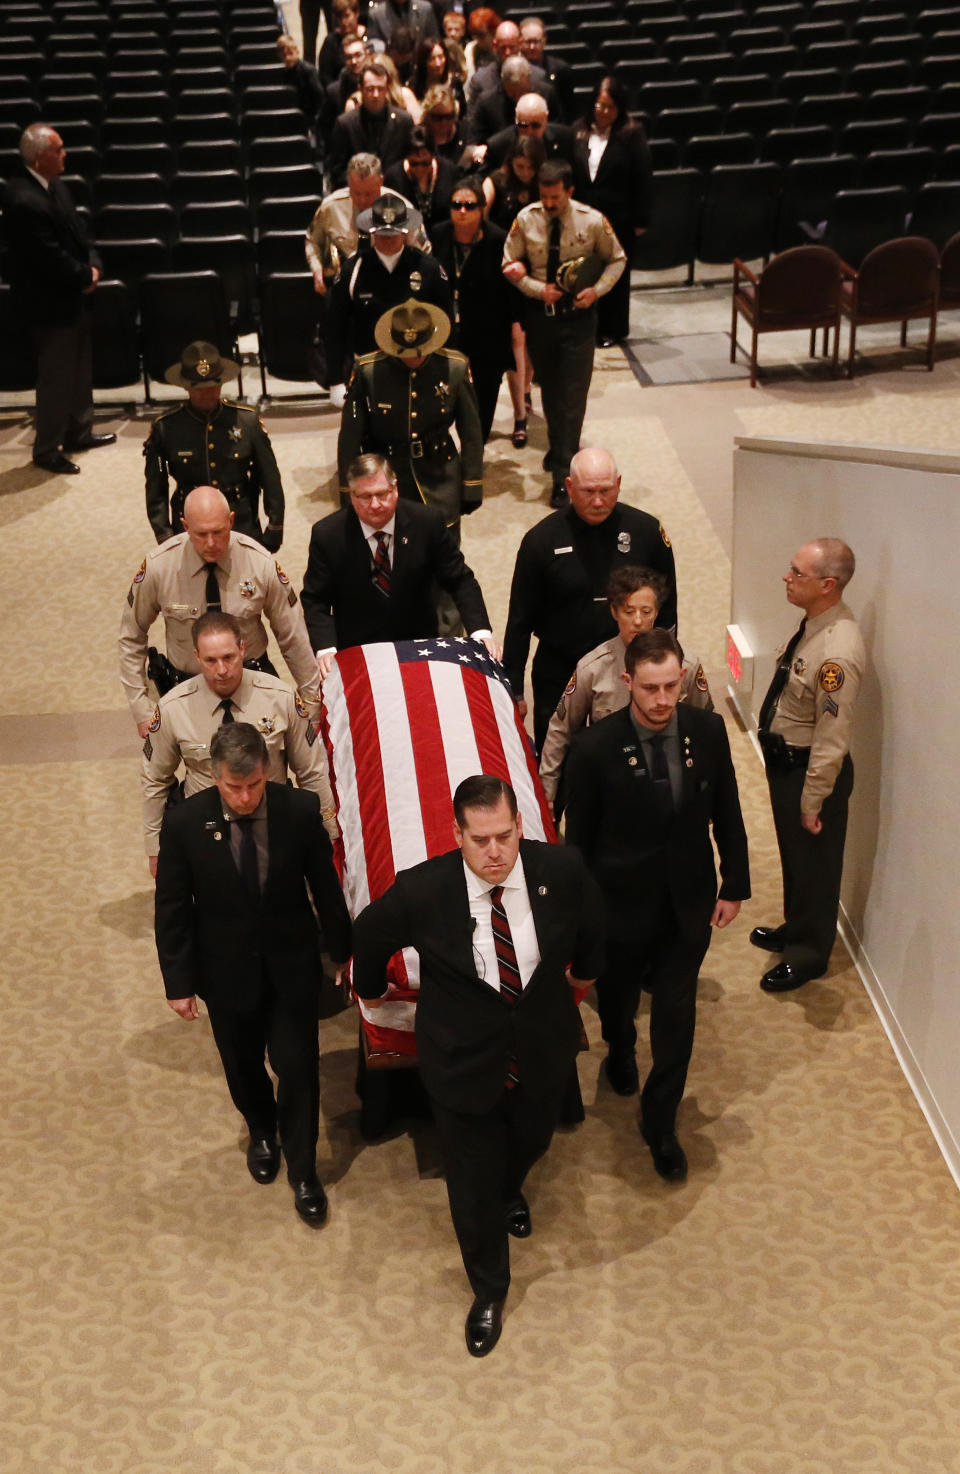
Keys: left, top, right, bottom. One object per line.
{"left": 239, "top": 579, "right": 256, "bottom": 598}
{"left": 617, "top": 531, "right": 631, "bottom": 554}
{"left": 257, "top": 716, "right": 276, "bottom": 736}
{"left": 229, "top": 425, "right": 243, "bottom": 442}
{"left": 409, "top": 270, "right": 422, "bottom": 292}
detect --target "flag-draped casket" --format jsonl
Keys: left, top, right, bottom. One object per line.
{"left": 321, "top": 639, "right": 558, "bottom": 1064}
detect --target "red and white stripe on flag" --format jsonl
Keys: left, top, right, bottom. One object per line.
{"left": 320, "top": 638, "right": 557, "bottom": 1061}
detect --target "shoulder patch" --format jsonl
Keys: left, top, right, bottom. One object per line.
{"left": 133, "top": 558, "right": 146, "bottom": 584}
{"left": 294, "top": 690, "right": 308, "bottom": 718}
{"left": 275, "top": 561, "right": 290, "bottom": 586}
{"left": 659, "top": 522, "right": 672, "bottom": 548}
{"left": 823, "top": 695, "right": 839, "bottom": 716}
{"left": 564, "top": 671, "right": 577, "bottom": 696}
{"left": 147, "top": 705, "right": 161, "bottom": 733}
{"left": 695, "top": 664, "right": 708, "bottom": 693}
{"left": 819, "top": 661, "right": 844, "bottom": 693}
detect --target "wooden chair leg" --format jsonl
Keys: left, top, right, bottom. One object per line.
{"left": 847, "top": 319, "right": 857, "bottom": 377}
{"left": 809, "top": 327, "right": 816, "bottom": 358}
{"left": 927, "top": 307, "right": 937, "bottom": 370}
{"left": 750, "top": 324, "right": 758, "bottom": 387}
{"left": 730, "top": 295, "right": 738, "bottom": 364}
{"left": 830, "top": 313, "right": 840, "bottom": 378}
{"left": 900, "top": 319, "right": 908, "bottom": 347}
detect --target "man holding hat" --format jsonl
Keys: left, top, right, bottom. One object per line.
{"left": 337, "top": 298, "right": 483, "bottom": 530}
{"left": 325, "top": 192, "right": 453, "bottom": 406}
{"left": 143, "top": 341, "right": 285, "bottom": 551}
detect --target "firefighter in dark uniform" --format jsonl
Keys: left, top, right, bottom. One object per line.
{"left": 503, "top": 447, "right": 676, "bottom": 752}
{"left": 337, "top": 300, "right": 483, "bottom": 528}
{"left": 143, "top": 341, "right": 285, "bottom": 551}
{"left": 324, "top": 193, "right": 454, "bottom": 406}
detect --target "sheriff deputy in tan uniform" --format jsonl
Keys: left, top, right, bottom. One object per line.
{"left": 502, "top": 158, "right": 625, "bottom": 507}
{"left": 142, "top": 611, "right": 337, "bottom": 873}
{"left": 540, "top": 565, "right": 711, "bottom": 811}
{"left": 753, "top": 537, "right": 866, "bottom": 994}
{"left": 143, "top": 342, "right": 285, "bottom": 550}
{"left": 119, "top": 486, "right": 321, "bottom": 738}
{"left": 337, "top": 299, "right": 483, "bottom": 528}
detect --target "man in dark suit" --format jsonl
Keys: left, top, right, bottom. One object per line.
{"left": 482, "top": 94, "right": 575, "bottom": 172}
{"left": 352, "top": 775, "right": 605, "bottom": 1356}
{"left": 301, "top": 452, "right": 496, "bottom": 676}
{"left": 466, "top": 55, "right": 556, "bottom": 145}
{"left": 326, "top": 60, "right": 415, "bottom": 188}
{"left": 520, "top": 16, "right": 575, "bottom": 123}
{"left": 565, "top": 630, "right": 750, "bottom": 1183}
{"left": 2, "top": 125, "right": 116, "bottom": 475}
{"left": 154, "top": 723, "right": 352, "bottom": 1228}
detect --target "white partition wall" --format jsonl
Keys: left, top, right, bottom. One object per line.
{"left": 731, "top": 436, "right": 960, "bottom": 1187}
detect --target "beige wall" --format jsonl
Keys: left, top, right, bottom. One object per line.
{"left": 731, "top": 436, "right": 960, "bottom": 1187}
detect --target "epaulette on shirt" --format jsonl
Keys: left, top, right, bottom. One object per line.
{"left": 355, "top": 350, "right": 379, "bottom": 365}
{"left": 581, "top": 642, "right": 617, "bottom": 674}
{"left": 161, "top": 675, "right": 203, "bottom": 704}
{"left": 249, "top": 671, "right": 288, "bottom": 693}
{"left": 152, "top": 404, "right": 182, "bottom": 423}
{"left": 148, "top": 531, "right": 190, "bottom": 562}
{"left": 232, "top": 530, "right": 268, "bottom": 551}
{"left": 436, "top": 347, "right": 468, "bottom": 366}
{"left": 220, "top": 399, "right": 255, "bottom": 415}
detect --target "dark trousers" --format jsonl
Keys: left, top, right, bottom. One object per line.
{"left": 597, "top": 902, "right": 712, "bottom": 1136}
{"left": 524, "top": 302, "right": 597, "bottom": 482}
{"left": 767, "top": 753, "right": 854, "bottom": 974}
{"left": 300, "top": 0, "right": 324, "bottom": 63}
{"left": 206, "top": 973, "right": 321, "bottom": 1182}
{"left": 471, "top": 359, "right": 506, "bottom": 443}
{"left": 32, "top": 310, "right": 93, "bottom": 459}
{"left": 531, "top": 646, "right": 575, "bottom": 753}
{"left": 431, "top": 1076, "right": 566, "bottom": 1301}
{"left": 597, "top": 221, "right": 632, "bottom": 343}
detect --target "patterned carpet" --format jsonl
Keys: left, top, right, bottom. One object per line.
{"left": 2, "top": 321, "right": 960, "bottom": 1474}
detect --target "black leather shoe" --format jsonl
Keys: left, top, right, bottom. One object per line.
{"left": 246, "top": 1135, "right": 281, "bottom": 1184}
{"left": 598, "top": 336, "right": 615, "bottom": 348}
{"left": 640, "top": 1123, "right": 688, "bottom": 1181}
{"left": 292, "top": 1177, "right": 328, "bottom": 1227}
{"left": 760, "top": 961, "right": 822, "bottom": 993}
{"left": 65, "top": 432, "right": 116, "bottom": 450}
{"left": 750, "top": 925, "right": 786, "bottom": 953}
{"left": 603, "top": 1050, "right": 639, "bottom": 1097}
{"left": 504, "top": 1194, "right": 531, "bottom": 1238}
{"left": 33, "top": 451, "right": 80, "bottom": 474}
{"left": 465, "top": 1297, "right": 504, "bottom": 1357}
{"left": 549, "top": 483, "right": 568, "bottom": 509}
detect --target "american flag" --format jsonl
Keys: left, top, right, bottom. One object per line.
{"left": 320, "top": 639, "right": 557, "bottom": 1062}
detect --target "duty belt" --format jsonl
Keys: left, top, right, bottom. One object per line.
{"left": 383, "top": 430, "right": 452, "bottom": 461}
{"left": 757, "top": 730, "right": 810, "bottom": 771}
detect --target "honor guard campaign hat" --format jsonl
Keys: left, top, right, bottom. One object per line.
{"left": 374, "top": 299, "right": 451, "bottom": 359}
{"left": 165, "top": 341, "right": 241, "bottom": 389}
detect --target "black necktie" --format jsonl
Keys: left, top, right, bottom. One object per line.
{"left": 649, "top": 734, "right": 673, "bottom": 814}
{"left": 236, "top": 817, "right": 260, "bottom": 899}
{"left": 218, "top": 698, "right": 234, "bottom": 724}
{"left": 490, "top": 885, "right": 521, "bottom": 1088}
{"left": 204, "top": 563, "right": 221, "bottom": 611}
{"left": 758, "top": 620, "right": 807, "bottom": 734}
{"left": 547, "top": 215, "right": 561, "bottom": 287}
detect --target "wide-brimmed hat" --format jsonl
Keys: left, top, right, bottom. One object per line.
{"left": 355, "top": 191, "right": 423, "bottom": 235}
{"left": 374, "top": 299, "right": 451, "bottom": 359}
{"left": 555, "top": 254, "right": 607, "bottom": 295}
{"left": 165, "top": 341, "right": 240, "bottom": 389}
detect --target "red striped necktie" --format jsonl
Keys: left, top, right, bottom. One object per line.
{"left": 490, "top": 884, "right": 521, "bottom": 1088}
{"left": 371, "top": 531, "right": 391, "bottom": 596}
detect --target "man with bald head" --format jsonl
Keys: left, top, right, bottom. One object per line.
{"left": 2, "top": 124, "right": 115, "bottom": 475}
{"left": 753, "top": 538, "right": 865, "bottom": 993}
{"left": 482, "top": 93, "right": 575, "bottom": 173}
{"left": 503, "top": 447, "right": 677, "bottom": 751}
{"left": 119, "top": 487, "right": 321, "bottom": 738}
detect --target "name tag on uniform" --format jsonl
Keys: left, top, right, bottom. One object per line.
{"left": 554, "top": 546, "right": 573, "bottom": 555}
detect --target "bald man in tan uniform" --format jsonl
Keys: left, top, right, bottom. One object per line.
{"left": 142, "top": 612, "right": 338, "bottom": 873}
{"left": 119, "top": 487, "right": 320, "bottom": 737}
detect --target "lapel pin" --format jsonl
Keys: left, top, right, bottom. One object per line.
{"left": 538, "top": 885, "right": 548, "bottom": 896}
{"left": 685, "top": 758, "right": 694, "bottom": 768}
{"left": 214, "top": 831, "right": 223, "bottom": 841}
{"left": 628, "top": 755, "right": 638, "bottom": 766}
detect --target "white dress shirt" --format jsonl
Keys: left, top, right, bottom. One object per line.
{"left": 464, "top": 855, "right": 541, "bottom": 993}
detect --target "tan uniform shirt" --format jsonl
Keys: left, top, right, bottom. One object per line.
{"left": 141, "top": 669, "right": 337, "bottom": 856}
{"left": 770, "top": 599, "right": 865, "bottom": 814}
{"left": 118, "top": 531, "right": 321, "bottom": 728}
{"left": 304, "top": 186, "right": 429, "bottom": 278}
{"left": 539, "top": 635, "right": 713, "bottom": 802}
{"left": 502, "top": 198, "right": 626, "bottom": 300}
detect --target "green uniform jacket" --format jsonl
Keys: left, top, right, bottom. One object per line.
{"left": 143, "top": 399, "right": 285, "bottom": 547}
{"left": 337, "top": 348, "right": 484, "bottom": 526}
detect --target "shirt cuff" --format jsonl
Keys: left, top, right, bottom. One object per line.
{"left": 469, "top": 629, "right": 493, "bottom": 641}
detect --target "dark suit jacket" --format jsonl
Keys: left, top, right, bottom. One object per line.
{"left": 327, "top": 105, "right": 416, "bottom": 188}
{"left": 572, "top": 122, "right": 654, "bottom": 237}
{"left": 352, "top": 839, "right": 605, "bottom": 1112}
{"left": 564, "top": 705, "right": 750, "bottom": 947}
{"left": 466, "top": 79, "right": 557, "bottom": 145}
{"left": 540, "top": 51, "right": 575, "bottom": 123}
{"left": 383, "top": 156, "right": 458, "bottom": 236}
{"left": 300, "top": 498, "right": 490, "bottom": 650}
{"left": 483, "top": 121, "right": 575, "bottom": 173}
{"left": 430, "top": 219, "right": 519, "bottom": 373}
{"left": 1, "top": 166, "right": 100, "bottom": 328}
{"left": 154, "top": 783, "right": 352, "bottom": 1010}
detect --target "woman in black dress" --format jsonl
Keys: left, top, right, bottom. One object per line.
{"left": 483, "top": 135, "right": 545, "bottom": 444}
{"left": 572, "top": 72, "right": 653, "bottom": 346}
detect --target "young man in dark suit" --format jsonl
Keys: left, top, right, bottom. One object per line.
{"left": 352, "top": 775, "right": 605, "bottom": 1357}
{"left": 326, "top": 61, "right": 416, "bottom": 188}
{"left": 301, "top": 453, "right": 498, "bottom": 677}
{"left": 565, "top": 630, "right": 750, "bottom": 1183}
{"left": 154, "top": 723, "right": 352, "bottom": 1228}
{"left": 2, "top": 125, "right": 115, "bottom": 475}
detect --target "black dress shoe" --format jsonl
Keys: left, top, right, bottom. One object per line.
{"left": 291, "top": 1177, "right": 328, "bottom": 1227}
{"left": 246, "top": 1135, "right": 281, "bottom": 1184}
{"left": 504, "top": 1194, "right": 531, "bottom": 1238}
{"left": 597, "top": 336, "right": 615, "bottom": 348}
{"left": 760, "top": 961, "right": 822, "bottom": 993}
{"left": 465, "top": 1297, "right": 504, "bottom": 1357}
{"left": 603, "top": 1050, "right": 639, "bottom": 1097}
{"left": 33, "top": 451, "right": 80, "bottom": 474}
{"left": 549, "top": 483, "right": 569, "bottom": 509}
{"left": 640, "top": 1123, "right": 688, "bottom": 1181}
{"left": 750, "top": 925, "right": 786, "bottom": 953}
{"left": 65, "top": 432, "right": 116, "bottom": 450}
